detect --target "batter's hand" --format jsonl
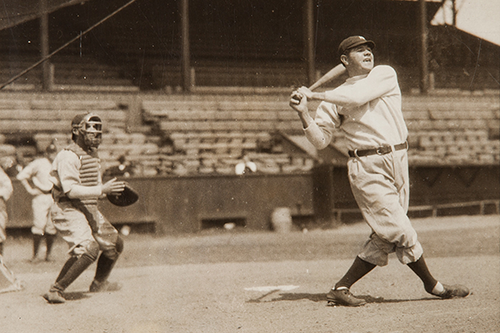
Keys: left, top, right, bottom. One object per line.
{"left": 289, "top": 90, "right": 308, "bottom": 114}
{"left": 102, "top": 178, "right": 126, "bottom": 195}
{"left": 297, "top": 86, "right": 313, "bottom": 99}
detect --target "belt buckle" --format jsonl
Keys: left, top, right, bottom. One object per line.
{"left": 353, "top": 149, "right": 359, "bottom": 158}
{"left": 376, "top": 147, "right": 383, "bottom": 155}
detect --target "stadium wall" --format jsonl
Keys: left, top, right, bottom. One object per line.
{"left": 7, "top": 173, "right": 315, "bottom": 234}
{"left": 7, "top": 162, "right": 499, "bottom": 235}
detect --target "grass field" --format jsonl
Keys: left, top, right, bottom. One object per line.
{"left": 1, "top": 214, "right": 499, "bottom": 333}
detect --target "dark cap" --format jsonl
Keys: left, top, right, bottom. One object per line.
{"left": 338, "top": 36, "right": 375, "bottom": 56}
{"left": 46, "top": 143, "right": 57, "bottom": 154}
{"left": 71, "top": 113, "right": 89, "bottom": 128}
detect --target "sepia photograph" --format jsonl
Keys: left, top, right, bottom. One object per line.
{"left": 0, "top": 0, "right": 498, "bottom": 332}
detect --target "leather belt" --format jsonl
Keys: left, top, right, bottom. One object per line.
{"left": 348, "top": 141, "right": 408, "bottom": 158}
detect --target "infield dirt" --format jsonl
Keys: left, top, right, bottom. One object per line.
{"left": 1, "top": 215, "right": 499, "bottom": 333}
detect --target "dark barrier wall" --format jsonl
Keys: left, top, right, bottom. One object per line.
{"left": 7, "top": 165, "right": 499, "bottom": 234}
{"left": 312, "top": 164, "right": 500, "bottom": 221}
{"left": 7, "top": 173, "right": 314, "bottom": 234}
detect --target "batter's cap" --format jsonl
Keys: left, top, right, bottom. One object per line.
{"left": 338, "top": 36, "right": 375, "bottom": 56}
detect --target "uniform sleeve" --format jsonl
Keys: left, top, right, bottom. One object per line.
{"left": 303, "top": 101, "right": 342, "bottom": 150}
{"left": 16, "top": 161, "right": 34, "bottom": 181}
{"left": 0, "top": 168, "right": 13, "bottom": 201}
{"left": 323, "top": 65, "right": 398, "bottom": 109}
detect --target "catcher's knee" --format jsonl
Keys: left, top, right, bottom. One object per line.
{"left": 73, "top": 240, "right": 99, "bottom": 261}
{"left": 102, "top": 236, "right": 124, "bottom": 260}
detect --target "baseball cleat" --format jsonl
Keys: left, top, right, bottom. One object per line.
{"left": 435, "top": 284, "right": 470, "bottom": 299}
{"left": 89, "top": 280, "right": 122, "bottom": 293}
{"left": 326, "top": 288, "right": 367, "bottom": 307}
{"left": 43, "top": 290, "right": 65, "bottom": 304}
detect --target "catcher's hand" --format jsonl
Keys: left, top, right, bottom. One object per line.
{"left": 107, "top": 183, "right": 139, "bottom": 207}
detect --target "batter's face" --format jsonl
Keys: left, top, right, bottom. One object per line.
{"left": 341, "top": 44, "right": 374, "bottom": 76}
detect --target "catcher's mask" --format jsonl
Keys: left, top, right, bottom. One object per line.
{"left": 72, "top": 113, "right": 103, "bottom": 149}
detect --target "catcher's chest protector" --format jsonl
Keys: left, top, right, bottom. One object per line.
{"left": 66, "top": 143, "right": 100, "bottom": 205}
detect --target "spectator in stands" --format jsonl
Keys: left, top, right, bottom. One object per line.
{"left": 16, "top": 143, "right": 58, "bottom": 263}
{"left": 235, "top": 153, "right": 257, "bottom": 175}
{"left": 0, "top": 160, "right": 13, "bottom": 256}
{"left": 104, "top": 155, "right": 134, "bottom": 178}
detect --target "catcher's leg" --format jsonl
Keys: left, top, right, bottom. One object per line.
{"left": 44, "top": 240, "right": 99, "bottom": 304}
{"left": 90, "top": 235, "right": 124, "bottom": 292}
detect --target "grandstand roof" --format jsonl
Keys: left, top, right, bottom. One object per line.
{"left": 0, "top": 0, "right": 90, "bottom": 30}
{"left": 431, "top": 0, "right": 500, "bottom": 46}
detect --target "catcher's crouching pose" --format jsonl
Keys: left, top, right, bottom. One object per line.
{"left": 43, "top": 113, "right": 126, "bottom": 304}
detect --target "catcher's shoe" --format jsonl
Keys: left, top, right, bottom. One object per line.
{"left": 89, "top": 280, "right": 122, "bottom": 293}
{"left": 43, "top": 289, "right": 65, "bottom": 304}
{"left": 435, "top": 284, "right": 470, "bottom": 299}
{"left": 327, "top": 288, "right": 366, "bottom": 307}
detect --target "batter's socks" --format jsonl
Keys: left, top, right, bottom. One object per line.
{"left": 54, "top": 253, "right": 95, "bottom": 291}
{"left": 45, "top": 234, "right": 56, "bottom": 261}
{"left": 407, "top": 256, "right": 439, "bottom": 294}
{"left": 334, "top": 256, "right": 376, "bottom": 290}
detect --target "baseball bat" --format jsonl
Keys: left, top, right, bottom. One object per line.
{"left": 291, "top": 63, "right": 346, "bottom": 103}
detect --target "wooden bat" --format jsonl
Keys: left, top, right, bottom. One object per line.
{"left": 291, "top": 63, "right": 346, "bottom": 103}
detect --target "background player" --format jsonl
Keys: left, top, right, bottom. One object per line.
{"left": 290, "top": 36, "right": 469, "bottom": 306}
{"left": 43, "top": 113, "right": 126, "bottom": 304}
{"left": 17, "top": 143, "right": 58, "bottom": 262}
{"left": 0, "top": 162, "right": 13, "bottom": 256}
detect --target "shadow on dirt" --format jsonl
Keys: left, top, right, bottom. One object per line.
{"left": 248, "top": 291, "right": 438, "bottom": 304}
{"left": 62, "top": 291, "right": 92, "bottom": 301}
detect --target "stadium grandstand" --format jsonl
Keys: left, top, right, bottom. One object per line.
{"left": 0, "top": 0, "right": 498, "bottom": 233}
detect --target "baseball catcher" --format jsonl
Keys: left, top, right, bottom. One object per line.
{"left": 43, "top": 113, "right": 127, "bottom": 304}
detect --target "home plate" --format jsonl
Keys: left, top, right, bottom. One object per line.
{"left": 244, "top": 285, "right": 299, "bottom": 292}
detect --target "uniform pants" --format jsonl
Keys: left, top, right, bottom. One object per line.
{"left": 348, "top": 149, "right": 423, "bottom": 266}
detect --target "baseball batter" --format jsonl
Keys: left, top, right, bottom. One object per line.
{"left": 43, "top": 113, "right": 126, "bottom": 304}
{"left": 17, "top": 143, "right": 58, "bottom": 262}
{"left": 290, "top": 36, "right": 469, "bottom": 306}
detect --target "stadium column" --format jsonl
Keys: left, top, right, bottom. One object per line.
{"left": 419, "top": 0, "right": 429, "bottom": 94}
{"left": 305, "top": 0, "right": 316, "bottom": 87}
{"left": 180, "top": 0, "right": 191, "bottom": 92}
{"left": 40, "top": 0, "right": 53, "bottom": 91}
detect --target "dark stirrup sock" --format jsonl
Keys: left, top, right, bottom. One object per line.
{"left": 45, "top": 234, "right": 56, "bottom": 258}
{"left": 407, "top": 256, "right": 438, "bottom": 294}
{"left": 33, "top": 234, "right": 43, "bottom": 258}
{"left": 335, "top": 256, "right": 376, "bottom": 290}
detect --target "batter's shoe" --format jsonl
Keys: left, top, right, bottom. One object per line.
{"left": 326, "top": 288, "right": 366, "bottom": 307}
{"left": 43, "top": 289, "right": 65, "bottom": 304}
{"left": 89, "top": 280, "right": 122, "bottom": 293}
{"left": 435, "top": 284, "right": 470, "bottom": 299}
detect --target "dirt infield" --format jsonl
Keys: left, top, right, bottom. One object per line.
{"left": 1, "top": 215, "right": 499, "bottom": 333}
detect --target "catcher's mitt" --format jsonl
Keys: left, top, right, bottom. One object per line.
{"left": 107, "top": 184, "right": 139, "bottom": 207}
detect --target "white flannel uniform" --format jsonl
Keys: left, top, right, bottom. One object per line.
{"left": 0, "top": 168, "right": 12, "bottom": 243}
{"left": 16, "top": 157, "right": 57, "bottom": 236}
{"left": 304, "top": 65, "right": 423, "bottom": 266}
